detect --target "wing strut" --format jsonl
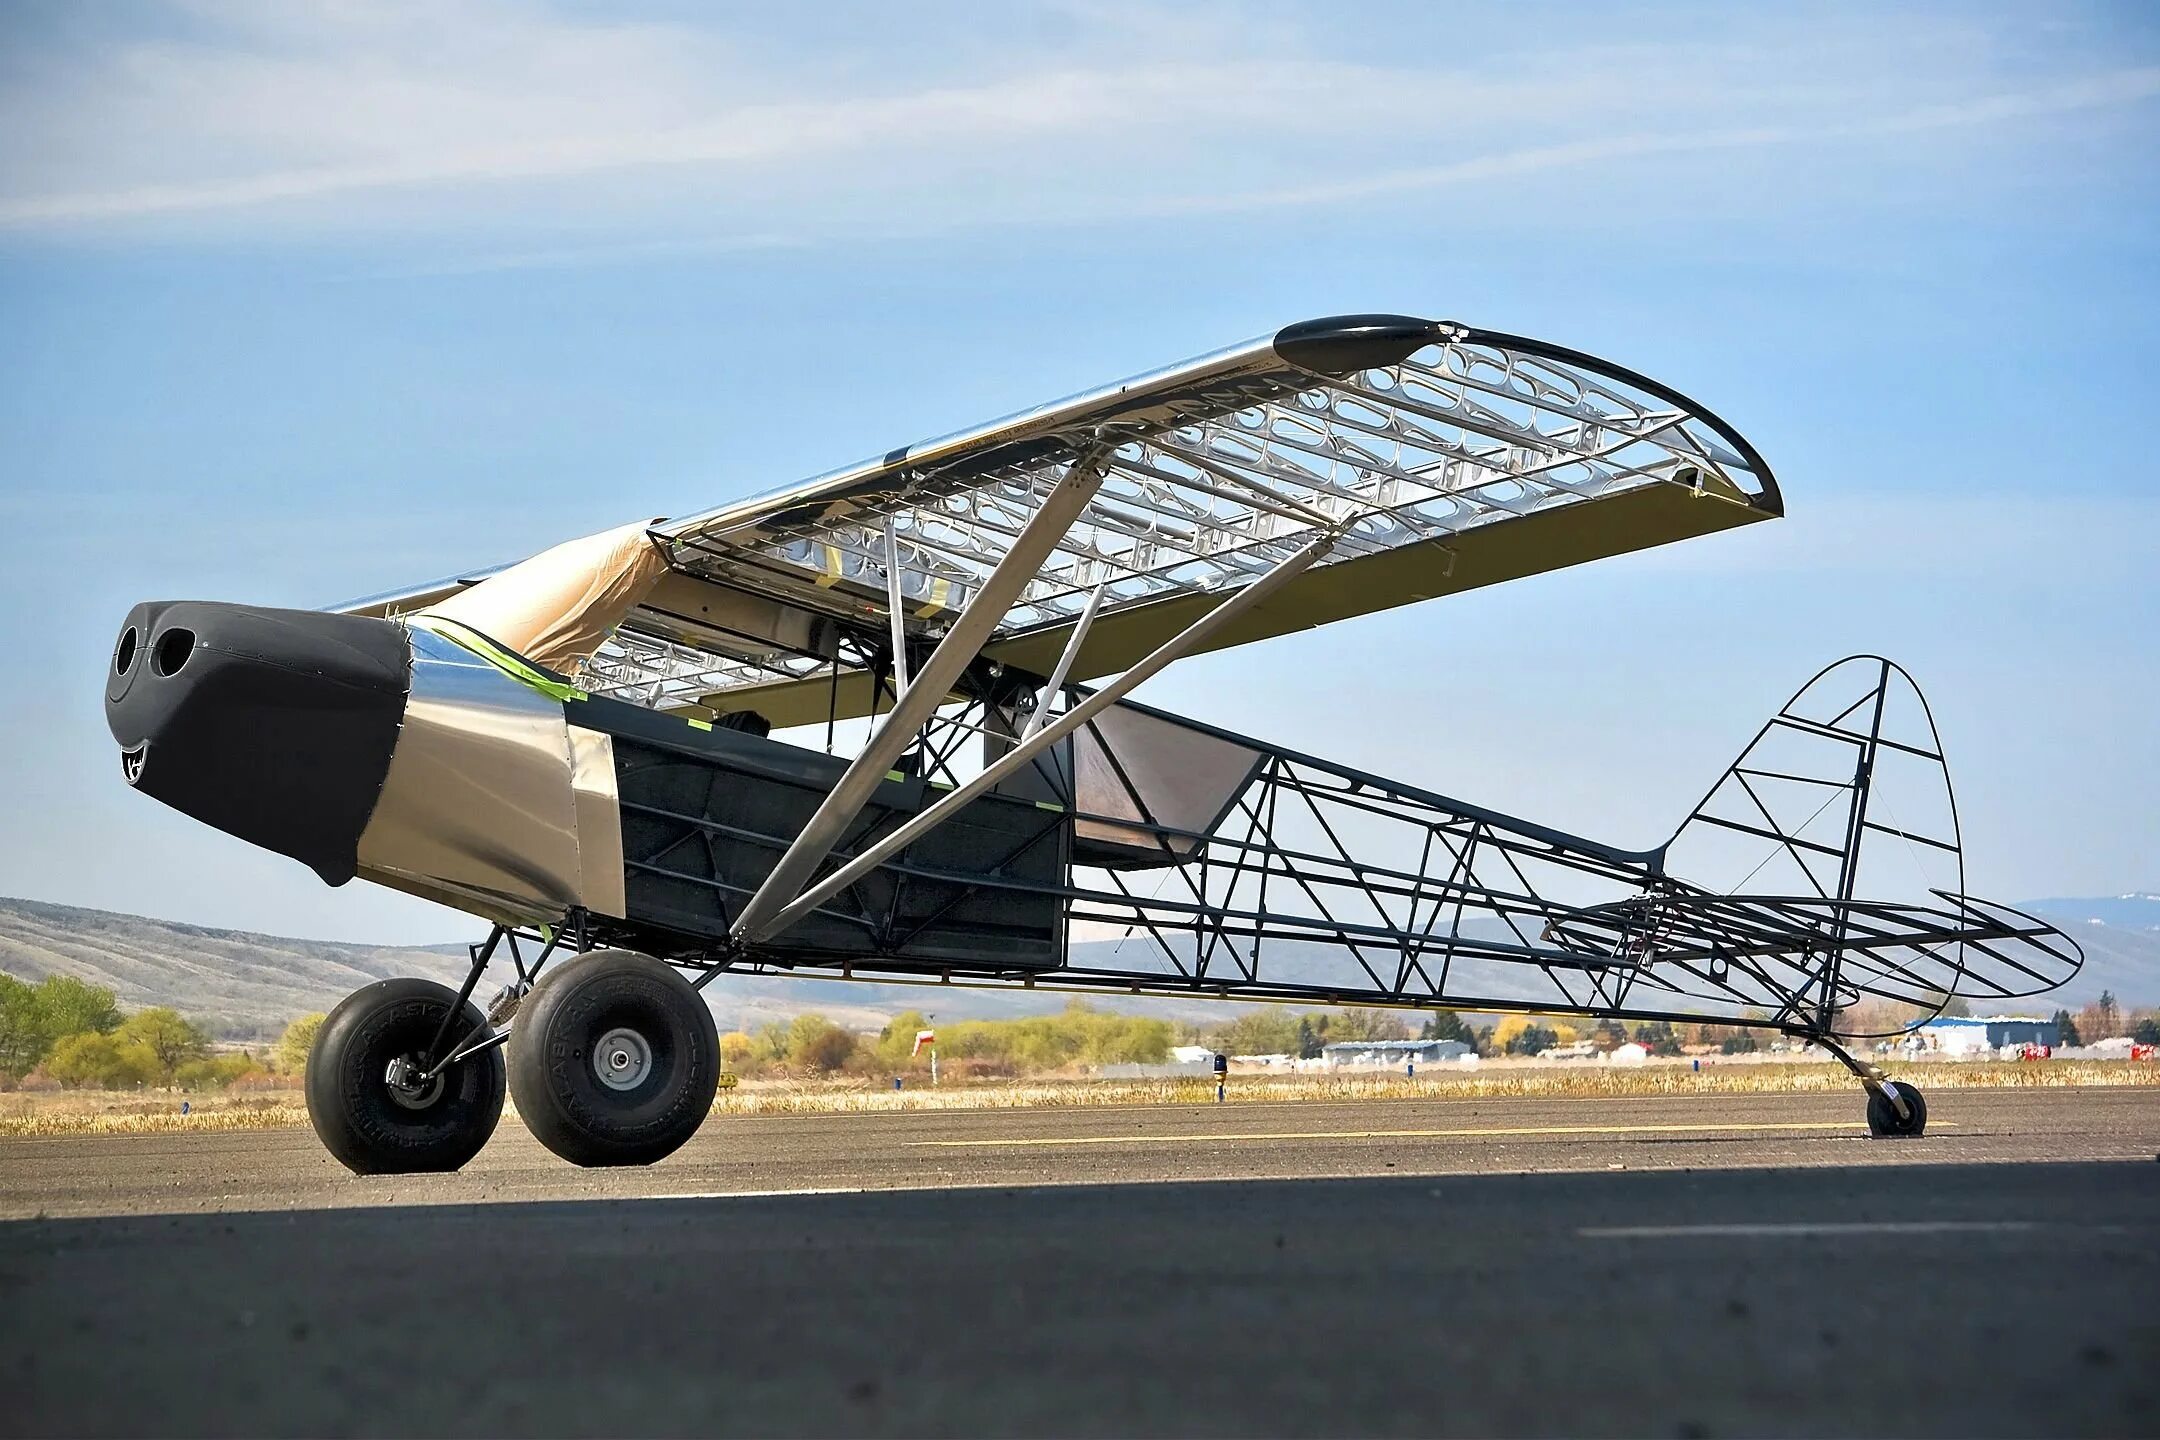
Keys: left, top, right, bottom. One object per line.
{"left": 727, "top": 450, "right": 1113, "bottom": 942}
{"left": 1020, "top": 583, "right": 1104, "bottom": 742}
{"left": 882, "top": 517, "right": 911, "bottom": 700}
{"left": 744, "top": 524, "right": 1342, "bottom": 943}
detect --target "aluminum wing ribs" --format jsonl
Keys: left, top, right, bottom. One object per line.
{"left": 585, "top": 322, "right": 1777, "bottom": 715}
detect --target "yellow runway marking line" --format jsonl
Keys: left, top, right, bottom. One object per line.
{"left": 906, "top": 1120, "right": 1958, "bottom": 1149}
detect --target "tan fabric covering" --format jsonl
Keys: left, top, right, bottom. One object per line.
{"left": 418, "top": 521, "right": 668, "bottom": 674}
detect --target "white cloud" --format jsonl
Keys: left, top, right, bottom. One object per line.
{"left": 1153, "top": 68, "right": 2160, "bottom": 217}
{"left": 0, "top": 3, "right": 2154, "bottom": 250}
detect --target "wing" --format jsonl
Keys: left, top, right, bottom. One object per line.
{"left": 346, "top": 314, "right": 1780, "bottom": 724}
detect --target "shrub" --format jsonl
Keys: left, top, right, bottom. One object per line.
{"left": 787, "top": 1016, "right": 858, "bottom": 1073}
{"left": 46, "top": 1032, "right": 159, "bottom": 1089}
{"left": 274, "top": 1014, "right": 325, "bottom": 1075}
{"left": 175, "top": 1054, "right": 259, "bottom": 1091}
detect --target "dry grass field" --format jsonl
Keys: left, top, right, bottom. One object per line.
{"left": 3, "top": 1058, "right": 2153, "bottom": 1137}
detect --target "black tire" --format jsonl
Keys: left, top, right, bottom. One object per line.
{"left": 1866, "top": 1080, "right": 1928, "bottom": 1138}
{"left": 508, "top": 949, "right": 719, "bottom": 1168}
{"left": 306, "top": 978, "right": 505, "bottom": 1174}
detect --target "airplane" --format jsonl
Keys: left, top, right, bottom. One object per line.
{"left": 102, "top": 313, "right": 2081, "bottom": 1173}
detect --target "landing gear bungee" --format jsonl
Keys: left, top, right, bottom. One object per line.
{"left": 306, "top": 977, "right": 506, "bottom": 1174}
{"left": 506, "top": 948, "right": 720, "bottom": 1168}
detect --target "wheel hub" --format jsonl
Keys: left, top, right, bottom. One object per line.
{"left": 592, "top": 1027, "right": 653, "bottom": 1092}
{"left": 384, "top": 1054, "right": 446, "bottom": 1111}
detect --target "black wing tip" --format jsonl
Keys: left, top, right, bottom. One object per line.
{"left": 1271, "top": 314, "right": 1450, "bottom": 375}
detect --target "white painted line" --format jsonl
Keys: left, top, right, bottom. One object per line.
{"left": 1580, "top": 1221, "right": 2039, "bottom": 1239}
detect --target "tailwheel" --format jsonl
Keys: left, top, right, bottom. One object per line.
{"left": 306, "top": 978, "right": 506, "bottom": 1174}
{"left": 1866, "top": 1079, "right": 1928, "bottom": 1138}
{"left": 508, "top": 949, "right": 719, "bottom": 1168}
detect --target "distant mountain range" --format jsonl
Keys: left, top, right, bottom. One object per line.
{"left": 0, "top": 896, "right": 1228, "bottom": 1040}
{"left": 2, "top": 891, "right": 2151, "bottom": 1040}
{"left": 2023, "top": 893, "right": 2160, "bottom": 930}
{"left": 0, "top": 896, "right": 475, "bottom": 1040}
{"left": 2019, "top": 896, "right": 2160, "bottom": 1010}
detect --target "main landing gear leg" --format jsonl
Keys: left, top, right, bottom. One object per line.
{"left": 1815, "top": 1033, "right": 1928, "bottom": 1139}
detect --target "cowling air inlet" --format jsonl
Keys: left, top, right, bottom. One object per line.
{"left": 105, "top": 601, "right": 412, "bottom": 884}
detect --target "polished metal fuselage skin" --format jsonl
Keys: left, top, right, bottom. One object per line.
{"left": 356, "top": 624, "right": 625, "bottom": 925}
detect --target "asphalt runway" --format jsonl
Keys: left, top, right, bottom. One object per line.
{"left": 2, "top": 1088, "right": 2156, "bottom": 1437}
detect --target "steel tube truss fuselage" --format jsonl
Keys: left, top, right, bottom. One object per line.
{"left": 579, "top": 665, "right": 2079, "bottom": 1042}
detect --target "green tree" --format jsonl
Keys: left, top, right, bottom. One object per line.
{"left": 0, "top": 974, "right": 125, "bottom": 1080}
{"left": 1490, "top": 1015, "right": 1537, "bottom": 1054}
{"left": 36, "top": 975, "right": 123, "bottom": 1039}
{"left": 1421, "top": 1009, "right": 1468, "bottom": 1043}
{"left": 1097, "top": 1012, "right": 1171, "bottom": 1064}
{"left": 0, "top": 974, "right": 44, "bottom": 1079}
{"left": 1507, "top": 1023, "right": 1559, "bottom": 1056}
{"left": 2131, "top": 1017, "right": 2160, "bottom": 1045}
{"left": 1324, "top": 1008, "right": 1410, "bottom": 1043}
{"left": 1590, "top": 1018, "right": 1628, "bottom": 1053}
{"left": 1634, "top": 1020, "right": 1682, "bottom": 1057}
{"left": 1720, "top": 1031, "right": 1760, "bottom": 1055}
{"left": 1212, "top": 1006, "right": 1301, "bottom": 1057}
{"left": 753, "top": 1020, "right": 792, "bottom": 1062}
{"left": 115, "top": 1007, "right": 208, "bottom": 1085}
{"left": 876, "top": 1010, "right": 933, "bottom": 1066}
{"left": 2052, "top": 1008, "right": 2081, "bottom": 1047}
{"left": 2084, "top": 991, "right": 2122, "bottom": 1042}
{"left": 275, "top": 1014, "right": 325, "bottom": 1075}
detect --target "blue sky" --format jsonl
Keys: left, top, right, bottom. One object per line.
{"left": 1, "top": 0, "right": 2155, "bottom": 944}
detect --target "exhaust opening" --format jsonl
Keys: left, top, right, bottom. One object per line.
{"left": 113, "top": 625, "right": 139, "bottom": 678}
{"left": 151, "top": 627, "right": 197, "bottom": 678}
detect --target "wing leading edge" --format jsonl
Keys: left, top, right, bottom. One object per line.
{"left": 345, "top": 314, "right": 1781, "bottom": 724}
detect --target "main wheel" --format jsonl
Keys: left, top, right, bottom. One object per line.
{"left": 307, "top": 978, "right": 506, "bottom": 1174}
{"left": 1866, "top": 1080, "right": 1928, "bottom": 1138}
{"left": 508, "top": 949, "right": 719, "bottom": 1167}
